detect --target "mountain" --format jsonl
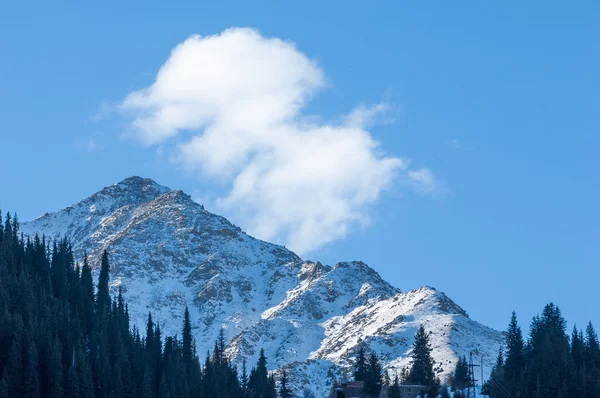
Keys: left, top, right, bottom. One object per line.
{"left": 21, "top": 176, "right": 504, "bottom": 396}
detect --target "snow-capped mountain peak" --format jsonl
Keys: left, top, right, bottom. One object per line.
{"left": 20, "top": 177, "right": 504, "bottom": 397}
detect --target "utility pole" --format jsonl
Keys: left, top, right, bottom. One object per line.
{"left": 467, "top": 352, "right": 481, "bottom": 398}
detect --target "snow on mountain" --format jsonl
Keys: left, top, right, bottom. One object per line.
{"left": 21, "top": 176, "right": 504, "bottom": 397}
{"left": 275, "top": 287, "right": 504, "bottom": 396}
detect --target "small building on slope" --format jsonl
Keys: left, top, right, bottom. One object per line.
{"left": 329, "top": 381, "right": 425, "bottom": 398}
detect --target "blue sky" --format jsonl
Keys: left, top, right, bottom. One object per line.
{"left": 1, "top": 1, "right": 598, "bottom": 332}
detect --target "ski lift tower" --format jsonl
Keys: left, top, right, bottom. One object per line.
{"left": 467, "top": 352, "right": 480, "bottom": 398}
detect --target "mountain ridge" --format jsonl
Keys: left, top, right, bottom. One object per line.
{"left": 21, "top": 176, "right": 504, "bottom": 397}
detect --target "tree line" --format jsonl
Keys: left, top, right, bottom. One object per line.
{"left": 0, "top": 211, "right": 290, "bottom": 398}
{"left": 351, "top": 305, "right": 600, "bottom": 398}
{"left": 482, "top": 306, "right": 600, "bottom": 398}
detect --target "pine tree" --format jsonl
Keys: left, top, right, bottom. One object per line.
{"left": 46, "top": 336, "right": 64, "bottom": 398}
{"left": 266, "top": 373, "right": 277, "bottom": 398}
{"left": 408, "top": 325, "right": 435, "bottom": 390}
{"left": 65, "top": 364, "right": 79, "bottom": 398}
{"left": 383, "top": 370, "right": 391, "bottom": 387}
{"left": 80, "top": 254, "right": 95, "bottom": 345}
{"left": 451, "top": 356, "right": 470, "bottom": 391}
{"left": 146, "top": 312, "right": 154, "bottom": 347}
{"left": 142, "top": 365, "right": 155, "bottom": 398}
{"left": 23, "top": 342, "right": 40, "bottom": 398}
{"left": 213, "top": 327, "right": 227, "bottom": 368}
{"left": 248, "top": 348, "right": 276, "bottom": 398}
{"left": 504, "top": 311, "right": 525, "bottom": 396}
{"left": 50, "top": 240, "right": 69, "bottom": 300}
{"left": 526, "top": 303, "right": 570, "bottom": 397}
{"left": 427, "top": 377, "right": 441, "bottom": 398}
{"left": 241, "top": 358, "right": 249, "bottom": 398}
{"left": 279, "top": 369, "right": 293, "bottom": 398}
{"left": 364, "top": 351, "right": 383, "bottom": 395}
{"left": 399, "top": 367, "right": 409, "bottom": 385}
{"left": 572, "top": 326, "right": 585, "bottom": 369}
{"left": 74, "top": 341, "right": 94, "bottom": 398}
{"left": 96, "top": 250, "right": 111, "bottom": 315}
{"left": 10, "top": 213, "right": 19, "bottom": 243}
{"left": 153, "top": 322, "right": 163, "bottom": 387}
{"left": 4, "top": 339, "right": 23, "bottom": 398}
{"left": 570, "top": 325, "right": 586, "bottom": 397}
{"left": 584, "top": 322, "right": 600, "bottom": 398}
{"left": 354, "top": 345, "right": 368, "bottom": 382}
{"left": 585, "top": 322, "right": 600, "bottom": 366}
{"left": 203, "top": 350, "right": 217, "bottom": 398}
{"left": 158, "top": 369, "right": 168, "bottom": 398}
{"left": 182, "top": 306, "right": 193, "bottom": 373}
{"left": 482, "top": 349, "right": 505, "bottom": 398}
{"left": 387, "top": 374, "right": 401, "bottom": 398}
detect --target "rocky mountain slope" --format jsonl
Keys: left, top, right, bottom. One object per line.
{"left": 21, "top": 176, "right": 504, "bottom": 396}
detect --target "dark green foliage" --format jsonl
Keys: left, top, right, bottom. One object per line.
{"left": 0, "top": 213, "right": 285, "bottom": 398}
{"left": 382, "top": 369, "right": 391, "bottom": 387}
{"left": 583, "top": 322, "right": 600, "bottom": 397}
{"left": 80, "top": 255, "right": 95, "bottom": 343}
{"left": 248, "top": 349, "right": 276, "bottom": 398}
{"left": 182, "top": 306, "right": 193, "bottom": 373}
{"left": 4, "top": 340, "right": 22, "bottom": 397}
{"left": 427, "top": 377, "right": 441, "bottom": 398}
{"left": 398, "top": 367, "right": 409, "bottom": 385}
{"left": 354, "top": 335, "right": 437, "bottom": 397}
{"left": 408, "top": 325, "right": 435, "bottom": 389}
{"left": 240, "top": 359, "right": 249, "bottom": 398}
{"left": 451, "top": 355, "right": 471, "bottom": 391}
{"left": 504, "top": 311, "right": 525, "bottom": 396}
{"left": 23, "top": 343, "right": 40, "bottom": 398}
{"left": 96, "top": 250, "right": 111, "bottom": 315}
{"left": 525, "top": 303, "right": 570, "bottom": 397}
{"left": 481, "top": 349, "right": 504, "bottom": 398}
{"left": 278, "top": 369, "right": 292, "bottom": 398}
{"left": 387, "top": 374, "right": 401, "bottom": 398}
{"left": 353, "top": 346, "right": 384, "bottom": 397}
{"left": 353, "top": 345, "right": 368, "bottom": 383}
{"left": 570, "top": 325, "right": 586, "bottom": 397}
{"left": 364, "top": 351, "right": 383, "bottom": 395}
{"left": 482, "top": 306, "right": 600, "bottom": 398}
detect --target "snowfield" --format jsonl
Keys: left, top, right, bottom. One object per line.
{"left": 21, "top": 176, "right": 504, "bottom": 397}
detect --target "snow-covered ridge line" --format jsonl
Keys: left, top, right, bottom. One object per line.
{"left": 21, "top": 176, "right": 504, "bottom": 397}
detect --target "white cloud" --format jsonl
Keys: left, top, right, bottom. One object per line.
{"left": 119, "top": 27, "right": 438, "bottom": 254}
{"left": 408, "top": 168, "right": 438, "bottom": 193}
{"left": 345, "top": 103, "right": 395, "bottom": 128}
{"left": 75, "top": 135, "right": 101, "bottom": 153}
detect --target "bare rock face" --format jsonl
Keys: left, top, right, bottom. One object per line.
{"left": 21, "top": 176, "right": 504, "bottom": 397}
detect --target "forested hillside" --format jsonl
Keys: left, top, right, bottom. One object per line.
{"left": 0, "top": 212, "right": 282, "bottom": 398}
